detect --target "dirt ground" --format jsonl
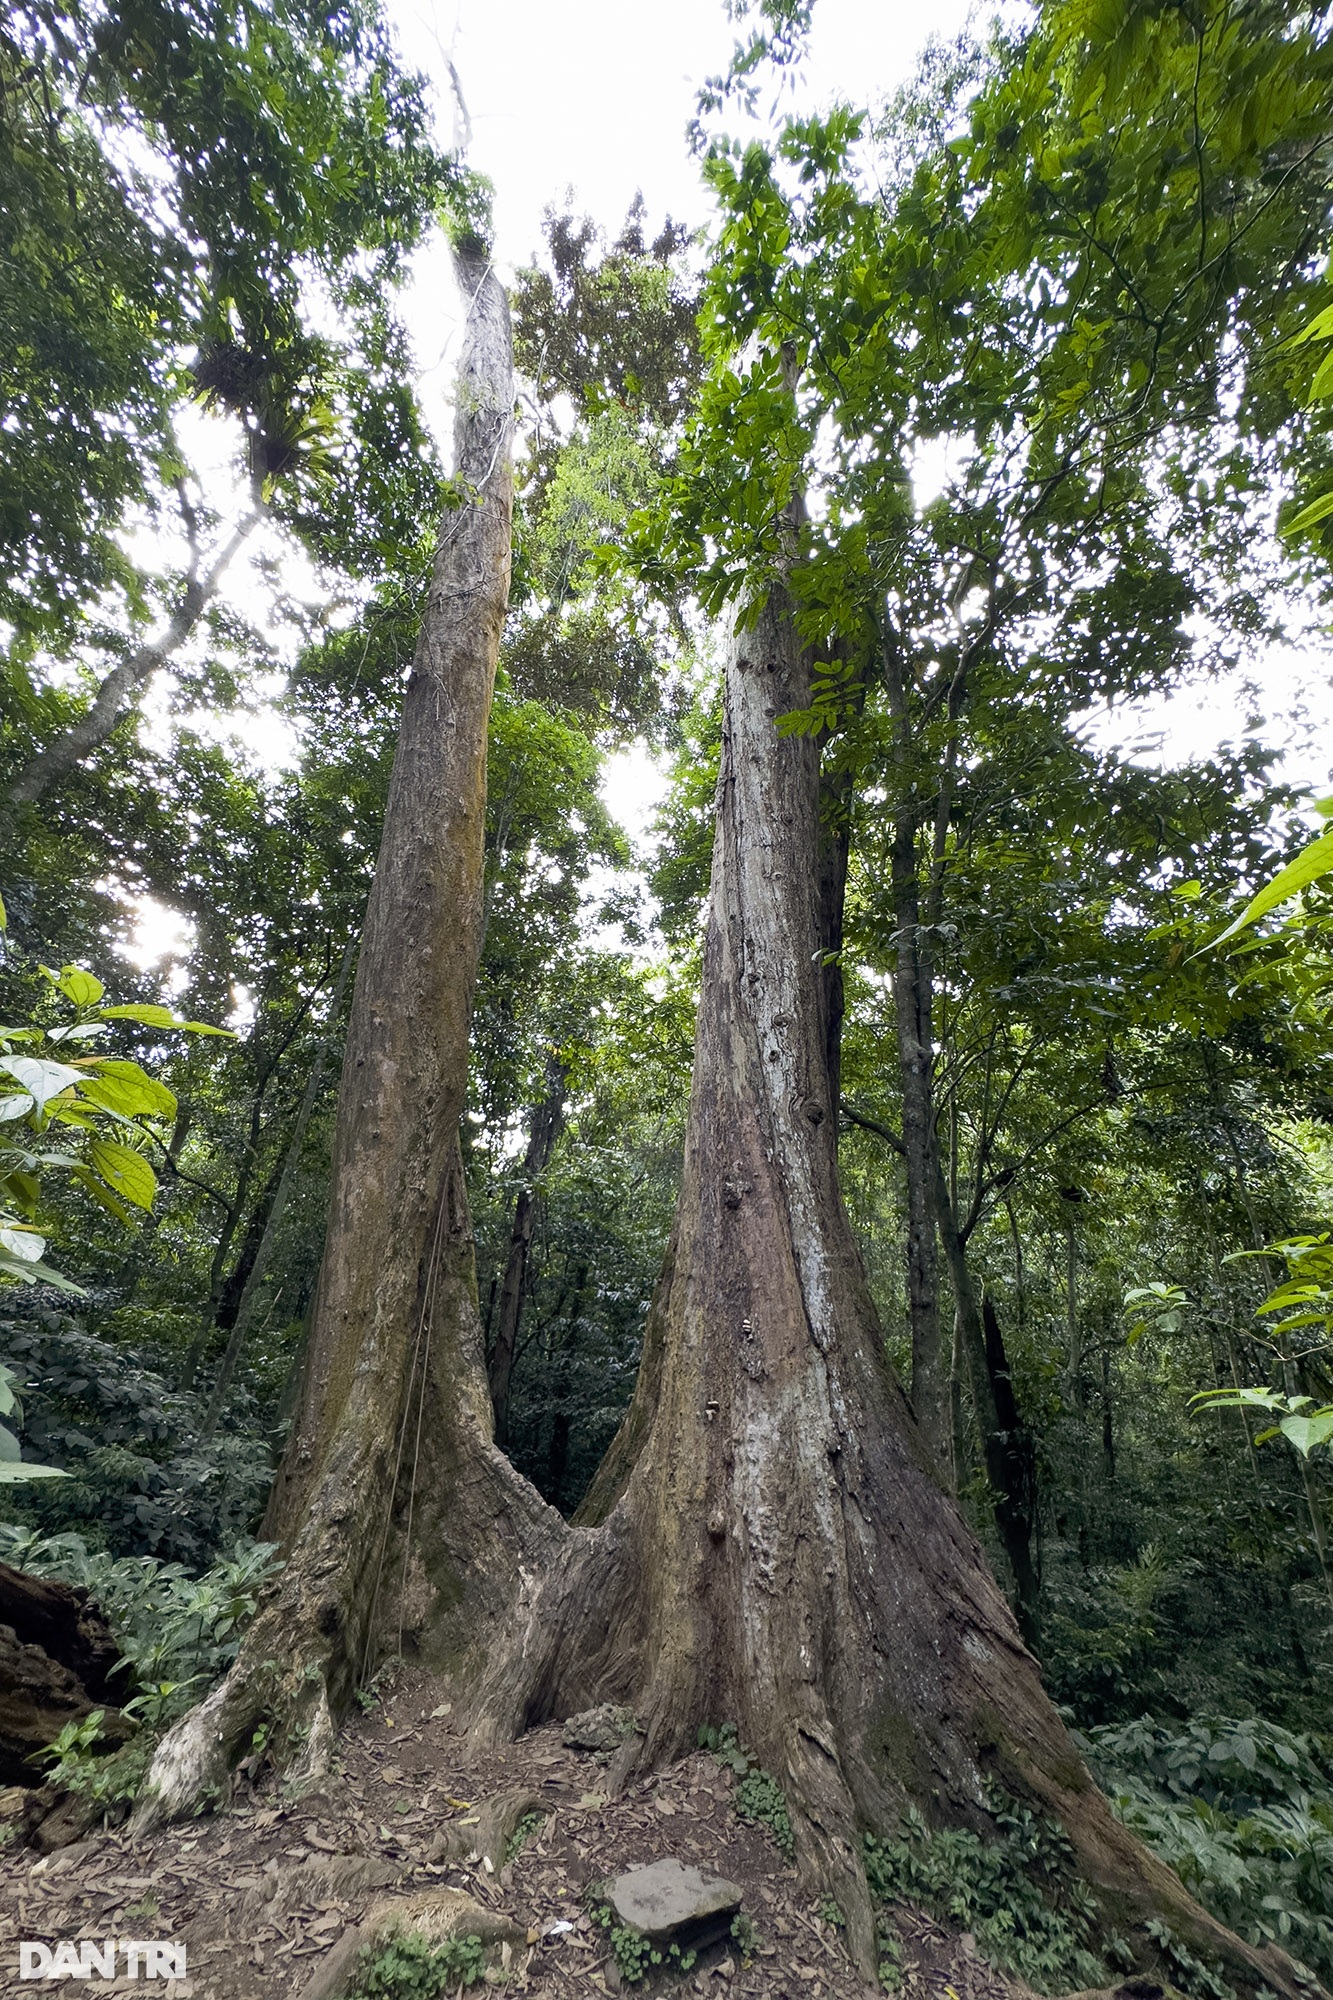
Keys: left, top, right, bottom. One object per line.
{"left": 0, "top": 1662, "right": 1028, "bottom": 2000}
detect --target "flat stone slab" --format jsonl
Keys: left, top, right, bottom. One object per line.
{"left": 607, "top": 1858, "right": 742, "bottom": 1949}
{"left": 561, "top": 1703, "right": 637, "bottom": 1753}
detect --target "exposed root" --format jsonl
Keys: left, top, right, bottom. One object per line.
{"left": 132, "top": 1644, "right": 322, "bottom": 1834}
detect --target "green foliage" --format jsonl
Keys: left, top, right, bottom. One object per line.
{"left": 24, "top": 1530, "right": 277, "bottom": 1805}
{"left": 698, "top": 1722, "right": 795, "bottom": 1859}
{"left": 0, "top": 0, "right": 466, "bottom": 663}
{"left": 731, "top": 1911, "right": 760, "bottom": 1960}
{"left": 1087, "top": 1716, "right": 1333, "bottom": 1984}
{"left": 584, "top": 1882, "right": 704, "bottom": 1982}
{"left": 505, "top": 1811, "right": 546, "bottom": 1863}
{"left": 0, "top": 1525, "right": 279, "bottom": 1720}
{"left": 876, "top": 1925, "right": 903, "bottom": 1991}
{"left": 864, "top": 1794, "right": 1113, "bottom": 1993}
{"left": 349, "top": 1928, "right": 485, "bottom": 1997}
{"left": 1143, "top": 1921, "right": 1238, "bottom": 2000}
{"left": 42, "top": 1721, "right": 155, "bottom": 1810}
{"left": 0, "top": 957, "right": 229, "bottom": 1291}
{"left": 0, "top": 1305, "right": 270, "bottom": 1561}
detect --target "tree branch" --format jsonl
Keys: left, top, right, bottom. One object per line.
{"left": 6, "top": 500, "right": 260, "bottom": 808}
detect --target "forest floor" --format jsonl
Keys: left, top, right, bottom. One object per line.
{"left": 0, "top": 1661, "right": 1029, "bottom": 2000}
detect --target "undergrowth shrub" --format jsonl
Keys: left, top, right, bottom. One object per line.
{"left": 1085, "top": 1716, "right": 1333, "bottom": 1985}
{"left": 864, "top": 1791, "right": 1118, "bottom": 1994}
{"left": 698, "top": 1721, "right": 795, "bottom": 1858}
{"left": 0, "top": 1306, "right": 269, "bottom": 1562}
{"left": 0, "top": 1525, "right": 280, "bottom": 1735}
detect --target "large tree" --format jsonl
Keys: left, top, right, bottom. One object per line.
{"left": 132, "top": 1, "right": 1329, "bottom": 1990}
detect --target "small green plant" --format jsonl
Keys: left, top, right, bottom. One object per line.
{"left": 698, "top": 1721, "right": 795, "bottom": 1859}
{"left": 585, "top": 1886, "right": 680, "bottom": 1985}
{"left": 877, "top": 1925, "right": 903, "bottom": 1992}
{"left": 731, "top": 1910, "right": 760, "bottom": 1961}
{"left": 588, "top": 1903, "right": 656, "bottom": 1984}
{"left": 1144, "top": 1920, "right": 1235, "bottom": 2000}
{"left": 41, "top": 1721, "right": 154, "bottom": 1809}
{"left": 864, "top": 1788, "right": 1108, "bottom": 1994}
{"left": 349, "top": 1927, "right": 485, "bottom": 1996}
{"left": 818, "top": 1896, "right": 845, "bottom": 1929}
{"left": 505, "top": 1809, "right": 546, "bottom": 1863}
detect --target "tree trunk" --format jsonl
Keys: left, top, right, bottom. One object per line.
{"left": 487, "top": 1053, "right": 567, "bottom": 1447}
{"left": 133, "top": 240, "right": 562, "bottom": 1827}
{"left": 460, "top": 588, "right": 1303, "bottom": 1994}
{"left": 933, "top": 1157, "right": 1041, "bottom": 1646}
{"left": 200, "top": 935, "right": 358, "bottom": 1437}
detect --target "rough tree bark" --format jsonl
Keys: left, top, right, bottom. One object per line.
{"left": 134, "top": 240, "right": 562, "bottom": 1827}
{"left": 135, "top": 318, "right": 1312, "bottom": 2000}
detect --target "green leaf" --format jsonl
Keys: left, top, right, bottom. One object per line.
{"left": 1286, "top": 301, "right": 1333, "bottom": 347}
{"left": 1212, "top": 830, "right": 1333, "bottom": 947}
{"left": 86, "top": 1139, "right": 157, "bottom": 1211}
{"left": 77, "top": 1060, "right": 177, "bottom": 1122}
{"left": 0, "top": 1056, "right": 83, "bottom": 1113}
{"left": 97, "top": 1004, "right": 181, "bottom": 1027}
{"left": 1277, "top": 1409, "right": 1333, "bottom": 1456}
{"left": 0, "top": 1226, "right": 45, "bottom": 1265}
{"left": 1282, "top": 489, "right": 1333, "bottom": 536}
{"left": 56, "top": 967, "right": 105, "bottom": 1007}
{"left": 70, "top": 1165, "right": 135, "bottom": 1227}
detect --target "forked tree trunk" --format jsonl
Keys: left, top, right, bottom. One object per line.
{"left": 133, "top": 241, "right": 561, "bottom": 1827}
{"left": 134, "top": 374, "right": 1312, "bottom": 2000}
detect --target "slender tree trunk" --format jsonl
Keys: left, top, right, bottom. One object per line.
{"left": 879, "top": 635, "right": 949, "bottom": 1474}
{"left": 890, "top": 803, "right": 950, "bottom": 1473}
{"left": 487, "top": 1053, "right": 567, "bottom": 1446}
{"left": 134, "top": 241, "right": 561, "bottom": 1827}
{"left": 1065, "top": 1217, "right": 1082, "bottom": 1408}
{"left": 200, "top": 936, "right": 358, "bottom": 1436}
{"left": 933, "top": 1157, "right": 1041, "bottom": 1645}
